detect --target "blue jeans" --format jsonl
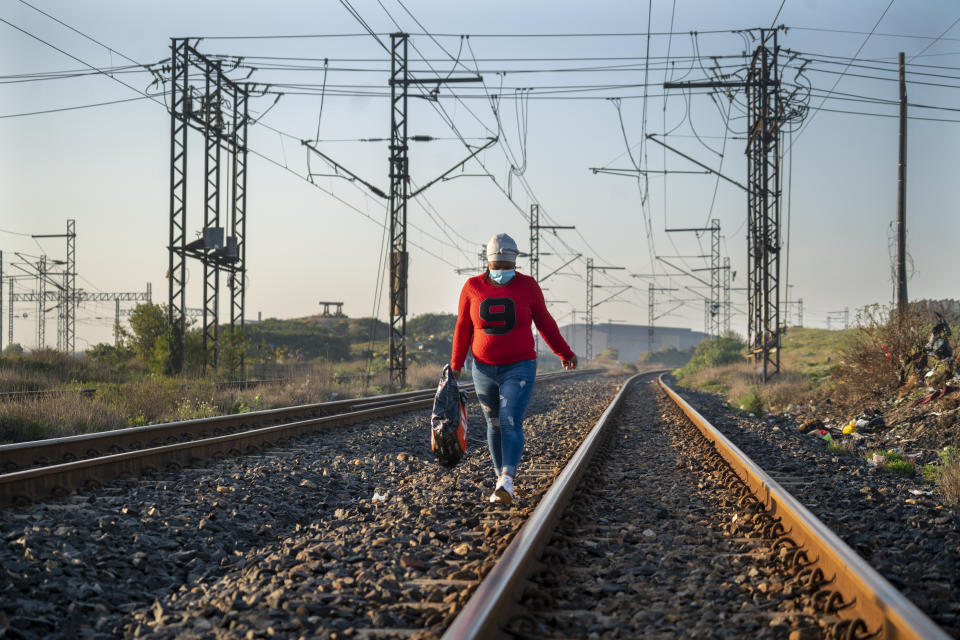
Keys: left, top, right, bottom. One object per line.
{"left": 471, "top": 358, "right": 537, "bottom": 478}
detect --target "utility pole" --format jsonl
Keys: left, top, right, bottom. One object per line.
{"left": 897, "top": 51, "right": 908, "bottom": 321}
{"left": 723, "top": 257, "right": 731, "bottom": 333}
{"left": 666, "top": 219, "right": 720, "bottom": 338}
{"left": 37, "top": 256, "right": 46, "bottom": 349}
{"left": 32, "top": 220, "right": 76, "bottom": 354}
{"left": 664, "top": 27, "right": 790, "bottom": 381}
{"left": 388, "top": 33, "right": 410, "bottom": 391}
{"left": 585, "top": 259, "right": 626, "bottom": 360}
{"left": 386, "top": 33, "right": 486, "bottom": 389}
{"left": 529, "top": 203, "right": 574, "bottom": 354}
{"left": 0, "top": 251, "right": 3, "bottom": 352}
{"left": 168, "top": 39, "right": 249, "bottom": 374}
{"left": 528, "top": 204, "right": 575, "bottom": 283}
{"left": 648, "top": 283, "right": 679, "bottom": 352}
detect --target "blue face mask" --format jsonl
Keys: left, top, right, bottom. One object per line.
{"left": 488, "top": 269, "right": 516, "bottom": 285}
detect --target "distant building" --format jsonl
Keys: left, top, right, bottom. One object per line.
{"left": 546, "top": 323, "right": 709, "bottom": 362}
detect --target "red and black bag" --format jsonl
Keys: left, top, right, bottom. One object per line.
{"left": 430, "top": 364, "right": 468, "bottom": 467}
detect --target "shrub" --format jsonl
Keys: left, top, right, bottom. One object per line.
{"left": 640, "top": 345, "right": 695, "bottom": 367}
{"left": 827, "top": 304, "right": 946, "bottom": 410}
{"left": 675, "top": 332, "right": 746, "bottom": 380}
{"left": 737, "top": 388, "right": 763, "bottom": 414}
{"left": 928, "top": 446, "right": 960, "bottom": 505}
{"left": 868, "top": 450, "right": 915, "bottom": 476}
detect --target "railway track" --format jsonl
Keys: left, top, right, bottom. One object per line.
{"left": 0, "top": 369, "right": 584, "bottom": 507}
{"left": 0, "top": 370, "right": 953, "bottom": 639}
{"left": 0, "top": 378, "right": 286, "bottom": 404}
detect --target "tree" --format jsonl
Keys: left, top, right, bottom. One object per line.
{"left": 2, "top": 343, "right": 24, "bottom": 356}
{"left": 127, "top": 303, "right": 169, "bottom": 362}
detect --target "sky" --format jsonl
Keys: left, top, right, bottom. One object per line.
{"left": 1, "top": 0, "right": 959, "bottom": 352}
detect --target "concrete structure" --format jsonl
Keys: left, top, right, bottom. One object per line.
{"left": 548, "top": 323, "right": 709, "bottom": 363}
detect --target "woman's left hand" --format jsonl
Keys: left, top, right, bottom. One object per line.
{"left": 561, "top": 354, "right": 578, "bottom": 370}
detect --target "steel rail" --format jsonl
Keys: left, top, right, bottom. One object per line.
{"left": 0, "top": 369, "right": 593, "bottom": 508}
{"left": 0, "top": 387, "right": 439, "bottom": 472}
{"left": 658, "top": 375, "right": 951, "bottom": 640}
{"left": 0, "top": 399, "right": 434, "bottom": 509}
{"left": 0, "top": 370, "right": 594, "bottom": 472}
{"left": 442, "top": 371, "right": 648, "bottom": 640}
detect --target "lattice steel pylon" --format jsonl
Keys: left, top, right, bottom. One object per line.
{"left": 746, "top": 29, "right": 783, "bottom": 381}
{"left": 168, "top": 39, "right": 248, "bottom": 374}
{"left": 37, "top": 256, "right": 46, "bottom": 348}
{"left": 65, "top": 219, "right": 75, "bottom": 353}
{"left": 202, "top": 60, "right": 223, "bottom": 370}
{"left": 388, "top": 33, "right": 410, "bottom": 389}
{"left": 723, "top": 256, "right": 731, "bottom": 333}
{"left": 585, "top": 258, "right": 594, "bottom": 360}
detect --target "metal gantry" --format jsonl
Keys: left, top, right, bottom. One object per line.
{"left": 168, "top": 39, "right": 249, "bottom": 373}
{"left": 33, "top": 220, "right": 77, "bottom": 353}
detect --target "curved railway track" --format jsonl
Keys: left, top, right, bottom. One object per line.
{"left": 0, "top": 370, "right": 953, "bottom": 639}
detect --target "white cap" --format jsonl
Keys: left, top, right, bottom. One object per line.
{"left": 486, "top": 233, "right": 519, "bottom": 262}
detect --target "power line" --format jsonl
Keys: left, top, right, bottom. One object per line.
{"left": 0, "top": 95, "right": 154, "bottom": 119}
{"left": 791, "top": 0, "right": 896, "bottom": 145}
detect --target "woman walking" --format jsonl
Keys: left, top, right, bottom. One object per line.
{"left": 451, "top": 233, "right": 577, "bottom": 505}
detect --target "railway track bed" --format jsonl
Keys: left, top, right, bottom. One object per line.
{"left": 1, "top": 371, "right": 623, "bottom": 639}
{"left": 2, "top": 370, "right": 956, "bottom": 639}
{"left": 666, "top": 378, "right": 960, "bottom": 638}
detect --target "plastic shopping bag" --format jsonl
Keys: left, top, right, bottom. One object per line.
{"left": 430, "top": 364, "right": 468, "bottom": 467}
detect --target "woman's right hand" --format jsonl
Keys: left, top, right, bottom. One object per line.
{"left": 451, "top": 368, "right": 461, "bottom": 380}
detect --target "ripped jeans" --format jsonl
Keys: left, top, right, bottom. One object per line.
{"left": 471, "top": 358, "right": 537, "bottom": 478}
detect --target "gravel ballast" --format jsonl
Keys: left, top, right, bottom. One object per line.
{"left": 670, "top": 378, "right": 960, "bottom": 638}
{"left": 1, "top": 372, "right": 623, "bottom": 639}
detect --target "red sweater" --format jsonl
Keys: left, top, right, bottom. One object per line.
{"left": 451, "top": 272, "right": 574, "bottom": 370}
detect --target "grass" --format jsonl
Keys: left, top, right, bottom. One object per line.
{"left": 868, "top": 449, "right": 916, "bottom": 476}
{"left": 0, "top": 360, "right": 444, "bottom": 444}
{"left": 827, "top": 439, "right": 858, "bottom": 456}
{"left": 922, "top": 447, "right": 960, "bottom": 505}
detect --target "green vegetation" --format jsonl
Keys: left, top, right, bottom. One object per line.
{"left": 0, "top": 306, "right": 459, "bottom": 443}
{"left": 922, "top": 447, "right": 960, "bottom": 505}
{"left": 868, "top": 450, "right": 915, "bottom": 476}
{"left": 639, "top": 345, "right": 695, "bottom": 367}
{"left": 826, "top": 439, "right": 857, "bottom": 456}
{"left": 674, "top": 331, "right": 746, "bottom": 380}
{"left": 737, "top": 388, "right": 763, "bottom": 414}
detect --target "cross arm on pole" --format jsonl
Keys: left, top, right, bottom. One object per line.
{"left": 645, "top": 134, "right": 748, "bottom": 192}
{"left": 301, "top": 140, "right": 388, "bottom": 199}
{"left": 409, "top": 137, "right": 498, "bottom": 198}
{"left": 590, "top": 168, "right": 710, "bottom": 176}
{"left": 592, "top": 285, "right": 631, "bottom": 309}
{"left": 540, "top": 254, "right": 582, "bottom": 283}
{"left": 656, "top": 256, "right": 711, "bottom": 288}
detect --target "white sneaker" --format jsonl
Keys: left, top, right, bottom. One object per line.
{"left": 489, "top": 475, "right": 514, "bottom": 505}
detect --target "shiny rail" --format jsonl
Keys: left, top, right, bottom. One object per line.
{"left": 657, "top": 374, "right": 950, "bottom": 640}
{"left": 443, "top": 373, "right": 951, "bottom": 640}
{"left": 0, "top": 369, "right": 590, "bottom": 508}
{"left": 443, "top": 371, "right": 649, "bottom": 639}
